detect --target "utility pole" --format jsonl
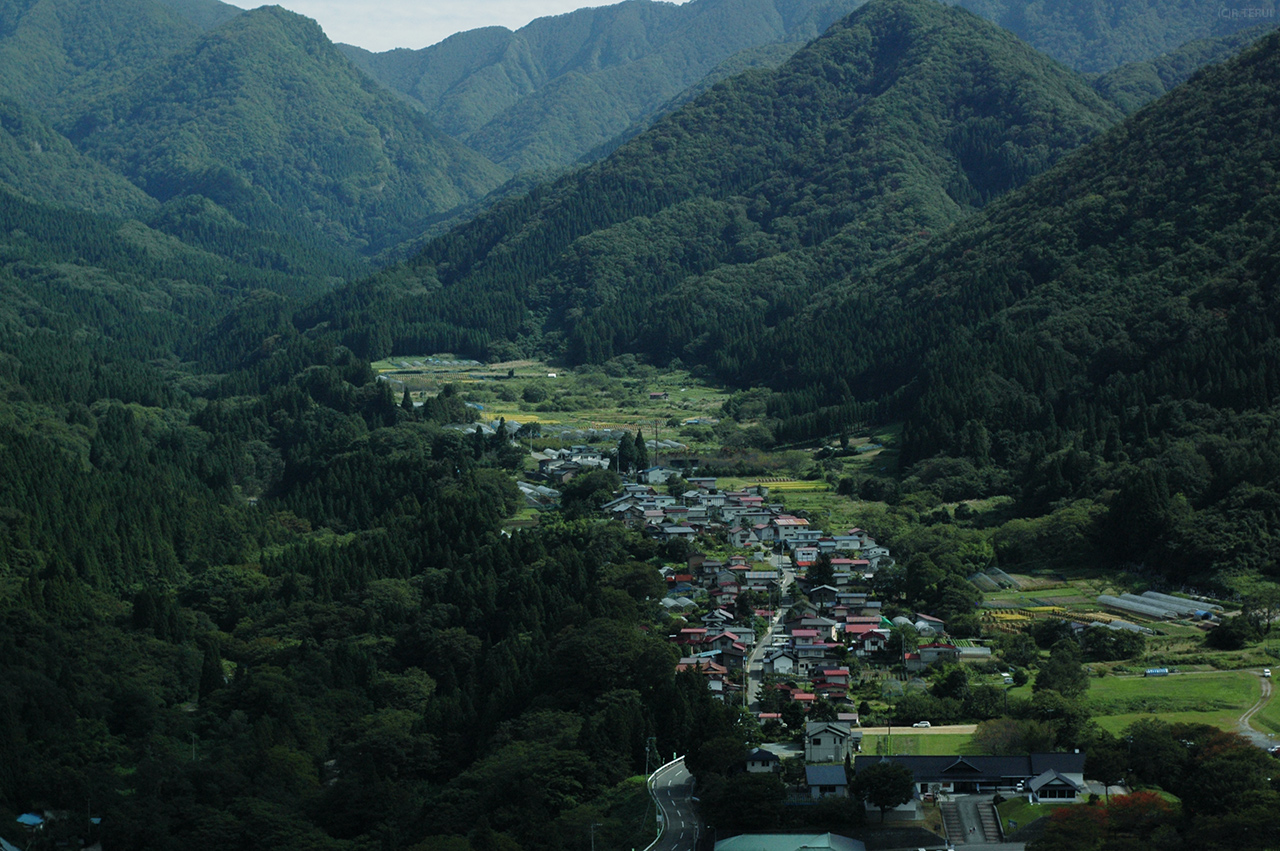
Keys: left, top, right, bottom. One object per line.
{"left": 900, "top": 628, "right": 907, "bottom": 678}
{"left": 590, "top": 822, "right": 603, "bottom": 851}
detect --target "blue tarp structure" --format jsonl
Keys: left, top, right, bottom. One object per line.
{"left": 15, "top": 813, "right": 43, "bottom": 827}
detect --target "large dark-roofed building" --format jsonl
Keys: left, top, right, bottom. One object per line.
{"left": 853, "top": 752, "right": 1086, "bottom": 799}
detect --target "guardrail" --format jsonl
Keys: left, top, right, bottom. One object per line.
{"left": 644, "top": 755, "right": 686, "bottom": 851}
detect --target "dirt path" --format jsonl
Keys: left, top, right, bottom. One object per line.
{"left": 1238, "top": 672, "right": 1277, "bottom": 748}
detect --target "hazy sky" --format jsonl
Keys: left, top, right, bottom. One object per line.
{"left": 263, "top": 1, "right": 691, "bottom": 52}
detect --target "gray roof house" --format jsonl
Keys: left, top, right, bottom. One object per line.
{"left": 1028, "top": 768, "right": 1087, "bottom": 801}
{"left": 714, "top": 834, "right": 866, "bottom": 851}
{"left": 805, "top": 721, "right": 854, "bottom": 764}
{"left": 805, "top": 764, "right": 849, "bottom": 799}
{"left": 745, "top": 747, "right": 781, "bottom": 774}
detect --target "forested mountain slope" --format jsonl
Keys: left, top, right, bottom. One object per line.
{"left": 762, "top": 26, "right": 1280, "bottom": 580}
{"left": 65, "top": 6, "right": 507, "bottom": 257}
{"left": 341, "top": 0, "right": 868, "bottom": 173}
{"left": 153, "top": 0, "right": 241, "bottom": 30}
{"left": 0, "top": 0, "right": 218, "bottom": 126}
{"left": 0, "top": 178, "right": 341, "bottom": 377}
{"left": 344, "top": 0, "right": 1268, "bottom": 179}
{"left": 1092, "top": 21, "right": 1279, "bottom": 113}
{"left": 0, "top": 99, "right": 157, "bottom": 218}
{"left": 949, "top": 0, "right": 1271, "bottom": 73}
{"left": 307, "top": 0, "right": 1121, "bottom": 367}
{"left": 0, "top": 1, "right": 371, "bottom": 274}
{"left": 3, "top": 1, "right": 1280, "bottom": 847}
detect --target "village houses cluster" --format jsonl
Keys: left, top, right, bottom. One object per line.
{"left": 597, "top": 474, "right": 1083, "bottom": 815}
{"left": 521, "top": 456, "right": 1094, "bottom": 818}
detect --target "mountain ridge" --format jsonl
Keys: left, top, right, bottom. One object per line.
{"left": 65, "top": 5, "right": 509, "bottom": 257}
{"left": 309, "top": 0, "right": 1122, "bottom": 368}
{"left": 1091, "top": 20, "right": 1280, "bottom": 113}
{"left": 340, "top": 0, "right": 870, "bottom": 172}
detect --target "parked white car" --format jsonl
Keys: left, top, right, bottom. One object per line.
{"left": 912, "top": 721, "right": 931, "bottom": 728}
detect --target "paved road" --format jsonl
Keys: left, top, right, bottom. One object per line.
{"left": 745, "top": 557, "right": 794, "bottom": 710}
{"left": 649, "top": 758, "right": 699, "bottom": 851}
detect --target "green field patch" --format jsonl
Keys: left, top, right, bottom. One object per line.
{"left": 1086, "top": 671, "right": 1257, "bottom": 732}
{"left": 862, "top": 733, "right": 972, "bottom": 756}
{"left": 1152, "top": 622, "right": 1213, "bottom": 639}
{"left": 1019, "top": 586, "right": 1081, "bottom": 598}
{"left": 756, "top": 480, "right": 830, "bottom": 492}
{"left": 1248, "top": 687, "right": 1280, "bottom": 735}
{"left": 1093, "top": 709, "right": 1246, "bottom": 735}
{"left": 997, "top": 798, "right": 1072, "bottom": 837}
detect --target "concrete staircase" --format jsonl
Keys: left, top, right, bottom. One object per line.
{"left": 979, "top": 800, "right": 1002, "bottom": 842}
{"left": 941, "top": 801, "right": 964, "bottom": 844}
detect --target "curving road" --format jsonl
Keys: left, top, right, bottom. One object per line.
{"left": 648, "top": 758, "right": 700, "bottom": 851}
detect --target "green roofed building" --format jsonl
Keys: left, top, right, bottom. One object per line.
{"left": 714, "top": 834, "right": 866, "bottom": 851}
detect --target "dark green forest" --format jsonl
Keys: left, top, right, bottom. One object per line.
{"left": 344, "top": 0, "right": 1276, "bottom": 176}
{"left": 772, "top": 24, "right": 1280, "bottom": 583}
{"left": 66, "top": 6, "right": 507, "bottom": 257}
{"left": 1091, "top": 22, "right": 1280, "bottom": 114}
{"left": 0, "top": 339, "right": 719, "bottom": 849}
{"left": 950, "top": 0, "right": 1272, "bottom": 73}
{"left": 0, "top": 167, "right": 723, "bottom": 845}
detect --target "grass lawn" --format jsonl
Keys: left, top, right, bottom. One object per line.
{"left": 862, "top": 733, "right": 971, "bottom": 756}
{"left": 1086, "top": 671, "right": 1258, "bottom": 733}
{"left": 1093, "top": 709, "right": 1246, "bottom": 734}
{"left": 996, "top": 797, "right": 1070, "bottom": 837}
{"left": 919, "top": 802, "right": 945, "bottom": 836}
